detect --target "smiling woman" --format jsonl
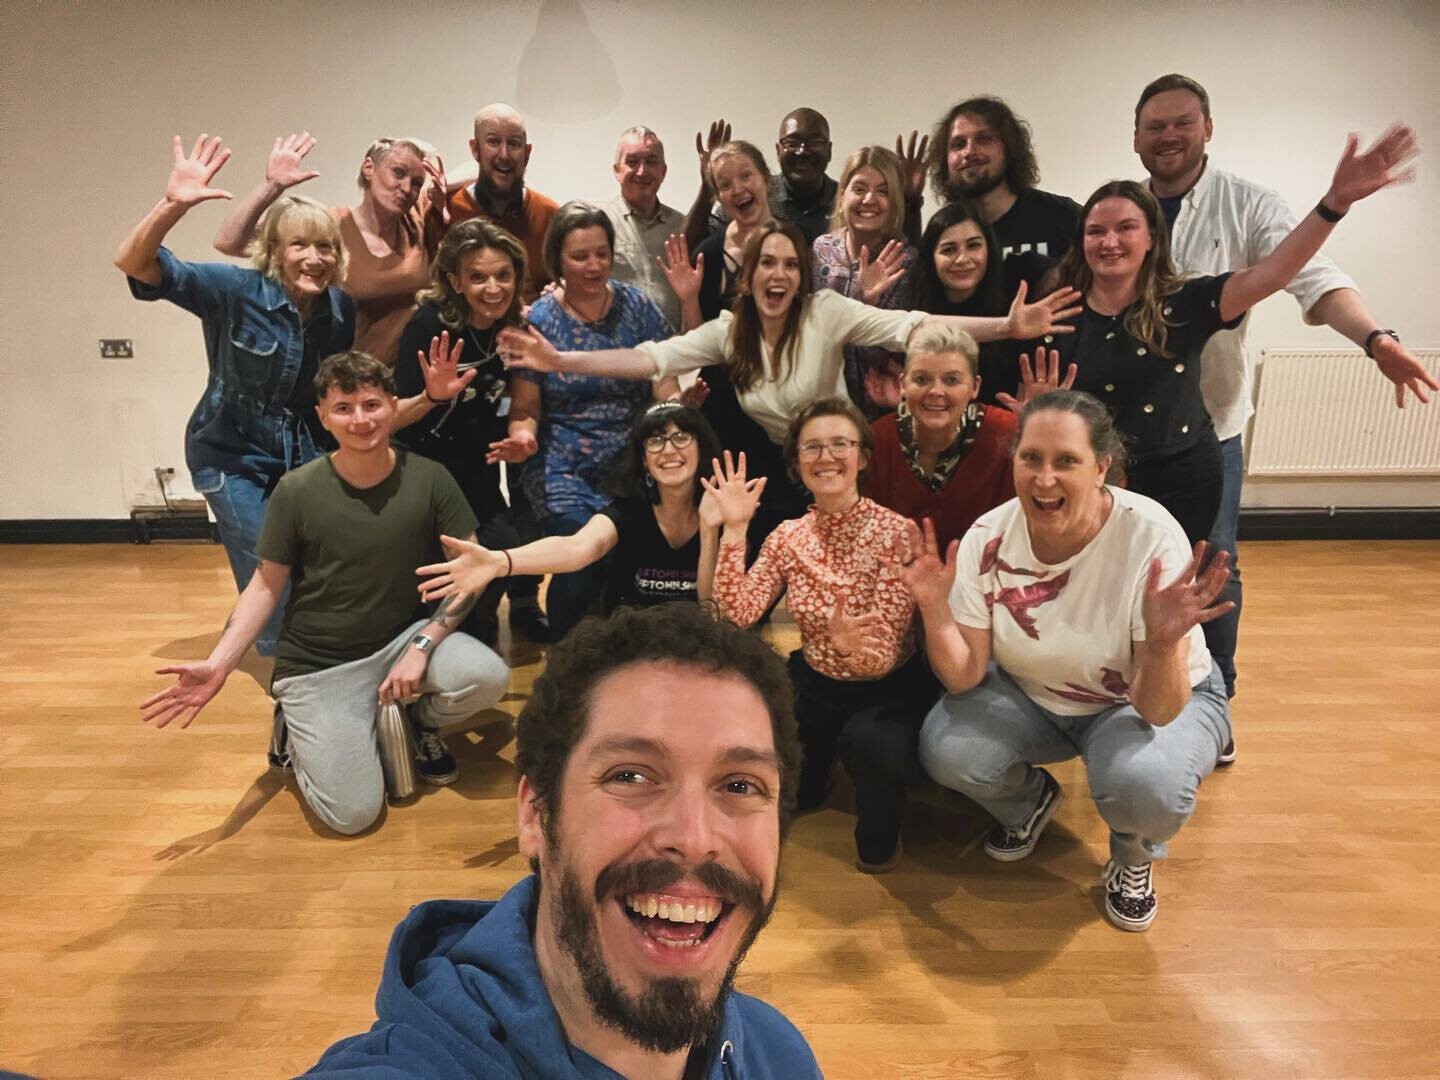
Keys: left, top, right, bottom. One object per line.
{"left": 114, "top": 134, "right": 355, "bottom": 655}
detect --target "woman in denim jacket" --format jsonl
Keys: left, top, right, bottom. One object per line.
{"left": 116, "top": 134, "right": 356, "bottom": 655}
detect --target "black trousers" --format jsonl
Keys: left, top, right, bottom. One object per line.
{"left": 788, "top": 650, "right": 942, "bottom": 864}
{"left": 1125, "top": 430, "right": 1223, "bottom": 546}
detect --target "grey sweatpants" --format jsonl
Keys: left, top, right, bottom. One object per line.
{"left": 271, "top": 620, "right": 509, "bottom": 835}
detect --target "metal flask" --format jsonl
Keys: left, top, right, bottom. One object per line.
{"left": 376, "top": 702, "right": 418, "bottom": 800}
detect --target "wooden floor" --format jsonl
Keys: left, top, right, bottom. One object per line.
{"left": 1, "top": 540, "right": 1438, "bottom": 1079}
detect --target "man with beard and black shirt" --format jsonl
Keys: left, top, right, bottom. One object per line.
{"left": 307, "top": 604, "right": 820, "bottom": 1079}
{"left": 926, "top": 96, "right": 1082, "bottom": 261}
{"left": 683, "top": 107, "right": 839, "bottom": 250}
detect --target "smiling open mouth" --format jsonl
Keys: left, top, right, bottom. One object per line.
{"left": 622, "top": 892, "right": 732, "bottom": 949}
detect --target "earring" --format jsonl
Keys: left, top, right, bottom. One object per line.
{"left": 644, "top": 473, "right": 655, "bottom": 488}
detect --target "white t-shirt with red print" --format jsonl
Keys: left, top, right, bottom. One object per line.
{"left": 948, "top": 486, "right": 1212, "bottom": 715}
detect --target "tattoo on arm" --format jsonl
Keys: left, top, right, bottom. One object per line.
{"left": 431, "top": 591, "right": 478, "bottom": 630}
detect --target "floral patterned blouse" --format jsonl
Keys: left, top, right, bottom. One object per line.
{"left": 517, "top": 281, "right": 670, "bottom": 520}
{"left": 714, "top": 497, "right": 917, "bottom": 680}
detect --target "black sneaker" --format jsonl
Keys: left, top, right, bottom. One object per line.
{"left": 983, "top": 768, "right": 1063, "bottom": 862}
{"left": 413, "top": 727, "right": 459, "bottom": 786}
{"left": 1216, "top": 739, "right": 1237, "bottom": 768}
{"left": 1103, "top": 860, "right": 1157, "bottom": 931}
{"left": 267, "top": 705, "right": 293, "bottom": 772}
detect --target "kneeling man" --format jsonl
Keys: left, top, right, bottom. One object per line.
{"left": 140, "top": 351, "right": 510, "bottom": 835}
{"left": 307, "top": 603, "right": 820, "bottom": 1078}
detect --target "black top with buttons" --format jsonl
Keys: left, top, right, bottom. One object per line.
{"left": 1025, "top": 274, "right": 1243, "bottom": 464}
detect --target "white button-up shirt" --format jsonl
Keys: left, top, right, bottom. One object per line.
{"left": 1157, "top": 160, "right": 1355, "bottom": 441}
{"left": 600, "top": 195, "right": 685, "bottom": 332}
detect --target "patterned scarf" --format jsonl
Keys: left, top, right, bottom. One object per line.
{"left": 896, "top": 401, "right": 984, "bottom": 491}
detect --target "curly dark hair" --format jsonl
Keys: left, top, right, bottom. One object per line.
{"left": 514, "top": 604, "right": 802, "bottom": 855}
{"left": 313, "top": 350, "right": 395, "bottom": 398}
{"left": 926, "top": 96, "right": 1040, "bottom": 202}
{"left": 607, "top": 402, "right": 723, "bottom": 505}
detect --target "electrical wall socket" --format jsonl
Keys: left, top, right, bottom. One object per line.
{"left": 100, "top": 339, "right": 134, "bottom": 358}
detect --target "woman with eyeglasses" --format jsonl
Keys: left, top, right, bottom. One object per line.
{"left": 214, "top": 133, "right": 450, "bottom": 365}
{"left": 704, "top": 397, "right": 938, "bottom": 875}
{"left": 412, "top": 404, "right": 723, "bottom": 618}
{"left": 500, "top": 220, "right": 1081, "bottom": 548}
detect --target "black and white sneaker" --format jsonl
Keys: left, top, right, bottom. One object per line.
{"left": 413, "top": 726, "right": 459, "bottom": 786}
{"left": 983, "top": 769, "right": 1063, "bottom": 862}
{"left": 1103, "top": 860, "right": 1157, "bottom": 931}
{"left": 1216, "top": 739, "right": 1237, "bottom": 768}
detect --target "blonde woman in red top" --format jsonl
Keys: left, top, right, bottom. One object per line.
{"left": 866, "top": 323, "right": 1017, "bottom": 552}
{"left": 706, "top": 397, "right": 937, "bottom": 874}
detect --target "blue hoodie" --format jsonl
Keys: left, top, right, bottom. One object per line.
{"left": 307, "top": 875, "right": 821, "bottom": 1079}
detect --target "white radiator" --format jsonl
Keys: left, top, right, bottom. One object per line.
{"left": 1248, "top": 349, "right": 1440, "bottom": 476}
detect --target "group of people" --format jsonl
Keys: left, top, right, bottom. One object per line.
{"left": 120, "top": 74, "right": 1429, "bottom": 1077}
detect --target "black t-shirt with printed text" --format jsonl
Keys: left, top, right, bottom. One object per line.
{"left": 598, "top": 498, "right": 702, "bottom": 612}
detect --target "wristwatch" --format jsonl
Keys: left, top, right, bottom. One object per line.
{"left": 410, "top": 633, "right": 435, "bottom": 654}
{"left": 1364, "top": 328, "right": 1400, "bottom": 359}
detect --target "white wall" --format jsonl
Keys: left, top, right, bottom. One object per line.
{"left": 2, "top": 0, "right": 1437, "bottom": 518}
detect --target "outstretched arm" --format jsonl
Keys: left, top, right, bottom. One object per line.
{"left": 497, "top": 325, "right": 661, "bottom": 380}
{"left": 918, "top": 280, "right": 1083, "bottom": 343}
{"left": 115, "top": 134, "right": 233, "bottom": 285}
{"left": 417, "top": 519, "right": 621, "bottom": 603}
{"left": 213, "top": 132, "right": 319, "bottom": 256}
{"left": 1306, "top": 288, "right": 1436, "bottom": 407}
{"left": 138, "top": 558, "right": 288, "bottom": 729}
{"left": 1220, "top": 125, "right": 1418, "bottom": 324}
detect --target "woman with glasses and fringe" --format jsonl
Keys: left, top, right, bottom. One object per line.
{"left": 413, "top": 404, "right": 724, "bottom": 623}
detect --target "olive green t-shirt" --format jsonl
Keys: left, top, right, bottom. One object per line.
{"left": 257, "top": 449, "right": 479, "bottom": 682}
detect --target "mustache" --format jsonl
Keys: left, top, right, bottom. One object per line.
{"left": 594, "top": 858, "right": 764, "bottom": 912}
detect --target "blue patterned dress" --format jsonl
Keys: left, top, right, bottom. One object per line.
{"left": 517, "top": 281, "right": 671, "bottom": 522}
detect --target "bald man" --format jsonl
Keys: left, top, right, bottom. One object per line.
{"left": 685, "top": 107, "right": 838, "bottom": 250}
{"left": 449, "top": 103, "right": 559, "bottom": 302}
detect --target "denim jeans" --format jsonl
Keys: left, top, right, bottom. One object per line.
{"left": 1203, "top": 435, "right": 1244, "bottom": 697}
{"left": 920, "top": 665, "right": 1230, "bottom": 867}
{"left": 202, "top": 471, "right": 287, "bottom": 656}
{"left": 543, "top": 513, "right": 612, "bottom": 640}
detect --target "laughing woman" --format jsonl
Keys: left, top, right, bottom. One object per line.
{"left": 706, "top": 398, "right": 937, "bottom": 874}
{"left": 116, "top": 134, "right": 354, "bottom": 655}
{"left": 413, "top": 403, "right": 723, "bottom": 616}
{"left": 499, "top": 220, "right": 1080, "bottom": 544}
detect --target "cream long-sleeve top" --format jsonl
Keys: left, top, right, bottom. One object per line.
{"left": 634, "top": 290, "right": 928, "bottom": 443}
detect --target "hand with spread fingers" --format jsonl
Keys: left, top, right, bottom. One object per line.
{"left": 485, "top": 429, "right": 537, "bottom": 465}
{"left": 417, "top": 535, "right": 508, "bottom": 602}
{"left": 419, "top": 331, "right": 476, "bottom": 404}
{"left": 894, "top": 129, "right": 931, "bottom": 201}
{"left": 265, "top": 131, "right": 319, "bottom": 191}
{"left": 895, "top": 518, "right": 958, "bottom": 614}
{"left": 695, "top": 119, "right": 732, "bottom": 192}
{"left": 165, "top": 133, "right": 233, "bottom": 207}
{"left": 827, "top": 591, "right": 889, "bottom": 668}
{"left": 140, "top": 662, "right": 228, "bottom": 730}
{"left": 496, "top": 325, "right": 562, "bottom": 372}
{"left": 997, "top": 346, "right": 1078, "bottom": 412}
{"left": 1004, "top": 281, "right": 1083, "bottom": 340}
{"left": 1142, "top": 541, "right": 1235, "bottom": 648}
{"left": 857, "top": 239, "right": 908, "bottom": 305}
{"left": 1324, "top": 124, "right": 1419, "bottom": 214}
{"left": 700, "top": 450, "right": 767, "bottom": 532}
{"left": 659, "top": 232, "right": 703, "bottom": 307}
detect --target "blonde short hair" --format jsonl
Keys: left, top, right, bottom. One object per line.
{"left": 251, "top": 195, "right": 348, "bottom": 285}
{"left": 829, "top": 145, "right": 907, "bottom": 240}
{"left": 356, "top": 136, "right": 440, "bottom": 189}
{"left": 904, "top": 322, "right": 979, "bottom": 379}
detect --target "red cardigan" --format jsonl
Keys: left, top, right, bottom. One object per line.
{"left": 865, "top": 407, "right": 1017, "bottom": 552}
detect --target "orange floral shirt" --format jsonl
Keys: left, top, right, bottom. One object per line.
{"left": 714, "top": 498, "right": 917, "bottom": 680}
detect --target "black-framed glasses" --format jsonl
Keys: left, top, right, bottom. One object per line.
{"left": 778, "top": 137, "right": 831, "bottom": 153}
{"left": 797, "top": 437, "right": 859, "bottom": 461}
{"left": 643, "top": 430, "right": 696, "bottom": 453}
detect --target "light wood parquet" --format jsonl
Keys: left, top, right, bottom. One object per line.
{"left": 1, "top": 540, "right": 1438, "bottom": 1078}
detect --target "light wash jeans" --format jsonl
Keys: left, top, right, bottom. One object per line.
{"left": 920, "top": 664, "right": 1230, "bottom": 866}
{"left": 202, "top": 471, "right": 287, "bottom": 656}
{"left": 271, "top": 620, "right": 509, "bottom": 836}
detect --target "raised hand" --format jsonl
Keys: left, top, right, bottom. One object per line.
{"left": 695, "top": 119, "right": 732, "bottom": 191}
{"left": 996, "top": 347, "right": 1078, "bottom": 412}
{"left": 485, "top": 429, "right": 538, "bottom": 464}
{"left": 165, "top": 134, "right": 232, "bottom": 207}
{"left": 1325, "top": 124, "right": 1419, "bottom": 213}
{"left": 659, "top": 233, "right": 703, "bottom": 306}
{"left": 894, "top": 129, "right": 931, "bottom": 200}
{"left": 419, "top": 331, "right": 475, "bottom": 404}
{"left": 266, "top": 132, "right": 319, "bottom": 190}
{"left": 856, "top": 240, "right": 908, "bottom": 304}
{"left": 862, "top": 358, "right": 904, "bottom": 412}
{"left": 1370, "top": 334, "right": 1437, "bottom": 408}
{"left": 698, "top": 487, "right": 724, "bottom": 531}
{"left": 497, "top": 325, "right": 561, "bottom": 372}
{"left": 1004, "top": 281, "right": 1083, "bottom": 340}
{"left": 421, "top": 154, "right": 451, "bottom": 232}
{"left": 1142, "top": 541, "right": 1235, "bottom": 648}
{"left": 827, "top": 591, "right": 889, "bottom": 667}
{"left": 677, "top": 375, "right": 710, "bottom": 410}
{"left": 896, "top": 518, "right": 958, "bottom": 613}
{"left": 699, "top": 450, "right": 767, "bottom": 531}
{"left": 417, "top": 535, "right": 507, "bottom": 602}
{"left": 140, "top": 661, "right": 228, "bottom": 729}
